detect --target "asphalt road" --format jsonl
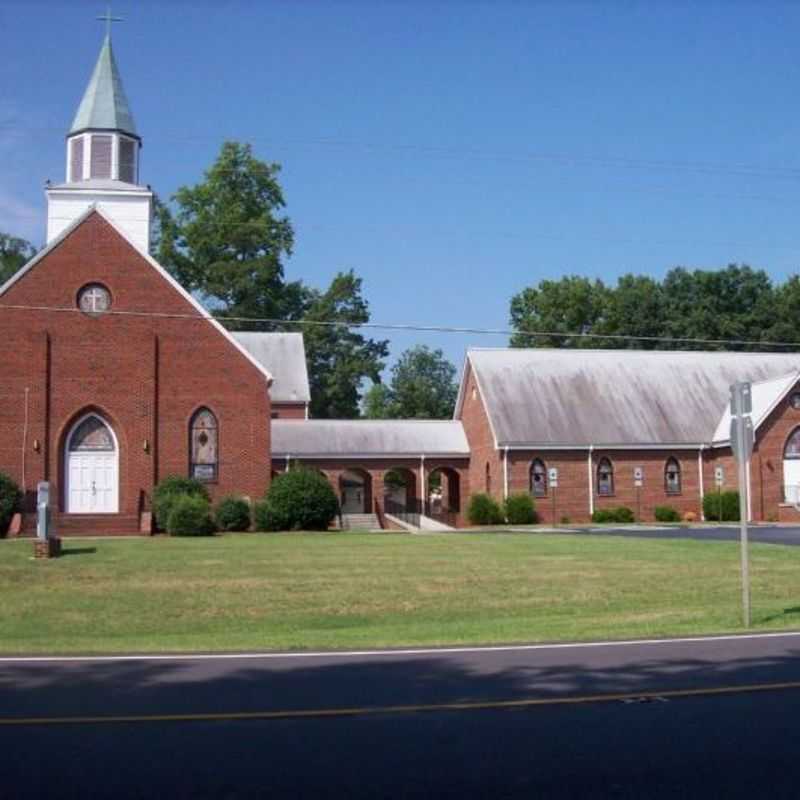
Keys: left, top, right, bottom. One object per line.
{"left": 521, "top": 523, "right": 800, "bottom": 546}
{"left": 4, "top": 633, "right": 800, "bottom": 798}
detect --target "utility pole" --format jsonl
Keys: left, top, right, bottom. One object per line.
{"left": 730, "top": 382, "right": 754, "bottom": 628}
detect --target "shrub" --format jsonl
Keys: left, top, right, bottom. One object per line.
{"left": 683, "top": 511, "right": 697, "bottom": 523}
{"left": 214, "top": 496, "right": 252, "bottom": 532}
{"left": 503, "top": 493, "right": 537, "bottom": 525}
{"left": 468, "top": 493, "right": 504, "bottom": 526}
{"left": 153, "top": 476, "right": 210, "bottom": 531}
{"left": 166, "top": 495, "right": 216, "bottom": 537}
{"left": 253, "top": 499, "right": 292, "bottom": 532}
{"left": 0, "top": 472, "right": 21, "bottom": 537}
{"left": 560, "top": 515, "right": 571, "bottom": 525}
{"left": 592, "top": 506, "right": 635, "bottom": 524}
{"left": 702, "top": 491, "right": 740, "bottom": 522}
{"left": 654, "top": 505, "right": 681, "bottom": 523}
{"left": 258, "top": 468, "right": 339, "bottom": 531}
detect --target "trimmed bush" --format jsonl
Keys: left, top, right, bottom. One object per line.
{"left": 683, "top": 511, "right": 697, "bottom": 523}
{"left": 166, "top": 495, "right": 216, "bottom": 537}
{"left": 468, "top": 493, "right": 504, "bottom": 526}
{"left": 503, "top": 493, "right": 537, "bottom": 525}
{"left": 654, "top": 505, "right": 681, "bottom": 523}
{"left": 592, "top": 506, "right": 635, "bottom": 524}
{"left": 214, "top": 496, "right": 252, "bottom": 532}
{"left": 702, "top": 491, "right": 740, "bottom": 522}
{"left": 258, "top": 468, "right": 339, "bottom": 531}
{"left": 153, "top": 476, "right": 210, "bottom": 531}
{"left": 0, "top": 472, "right": 21, "bottom": 537}
{"left": 253, "top": 499, "right": 291, "bottom": 533}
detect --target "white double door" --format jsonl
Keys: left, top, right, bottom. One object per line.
{"left": 66, "top": 451, "right": 118, "bottom": 513}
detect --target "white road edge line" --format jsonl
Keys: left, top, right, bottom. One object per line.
{"left": 2, "top": 630, "right": 800, "bottom": 663}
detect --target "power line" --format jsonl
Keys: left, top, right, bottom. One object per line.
{"left": 0, "top": 300, "right": 798, "bottom": 351}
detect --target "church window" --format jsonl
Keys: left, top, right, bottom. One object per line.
{"left": 90, "top": 134, "right": 113, "bottom": 179}
{"left": 530, "top": 459, "right": 547, "bottom": 497}
{"left": 785, "top": 428, "right": 800, "bottom": 459}
{"left": 69, "top": 415, "right": 115, "bottom": 452}
{"left": 791, "top": 394, "right": 800, "bottom": 410}
{"left": 665, "top": 457, "right": 681, "bottom": 494}
{"left": 78, "top": 283, "right": 111, "bottom": 316}
{"left": 119, "top": 137, "right": 136, "bottom": 183}
{"left": 190, "top": 408, "right": 218, "bottom": 482}
{"left": 597, "top": 457, "right": 614, "bottom": 496}
{"left": 69, "top": 137, "right": 84, "bottom": 182}
{"left": 485, "top": 462, "right": 491, "bottom": 494}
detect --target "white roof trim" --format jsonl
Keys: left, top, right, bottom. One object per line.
{"left": 0, "top": 205, "right": 273, "bottom": 385}
{"left": 275, "top": 452, "right": 472, "bottom": 460}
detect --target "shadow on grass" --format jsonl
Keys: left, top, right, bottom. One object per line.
{"left": 59, "top": 547, "right": 97, "bottom": 557}
{"left": 761, "top": 606, "right": 800, "bottom": 623}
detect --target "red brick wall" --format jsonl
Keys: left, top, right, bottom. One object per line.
{"left": 457, "top": 363, "right": 502, "bottom": 503}
{"left": 0, "top": 212, "right": 271, "bottom": 517}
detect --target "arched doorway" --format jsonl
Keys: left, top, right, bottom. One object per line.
{"left": 784, "top": 428, "right": 800, "bottom": 503}
{"left": 340, "top": 469, "right": 371, "bottom": 514}
{"left": 427, "top": 467, "right": 461, "bottom": 523}
{"left": 383, "top": 467, "right": 417, "bottom": 514}
{"left": 64, "top": 413, "right": 119, "bottom": 513}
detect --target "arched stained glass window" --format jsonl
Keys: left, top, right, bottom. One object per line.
{"left": 665, "top": 457, "right": 681, "bottom": 494}
{"left": 190, "top": 408, "right": 218, "bottom": 482}
{"left": 597, "top": 457, "right": 614, "bottom": 496}
{"left": 785, "top": 428, "right": 800, "bottom": 460}
{"left": 530, "top": 459, "right": 547, "bottom": 497}
{"left": 69, "top": 415, "right": 115, "bottom": 452}
{"left": 485, "top": 462, "right": 491, "bottom": 494}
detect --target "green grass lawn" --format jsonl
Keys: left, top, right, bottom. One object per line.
{"left": 2, "top": 532, "right": 800, "bottom": 654}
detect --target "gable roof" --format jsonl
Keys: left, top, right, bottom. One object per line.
{"left": 0, "top": 206, "right": 272, "bottom": 385}
{"left": 232, "top": 332, "right": 310, "bottom": 403}
{"left": 70, "top": 34, "right": 137, "bottom": 137}
{"left": 712, "top": 371, "right": 800, "bottom": 444}
{"left": 272, "top": 419, "right": 470, "bottom": 458}
{"left": 459, "top": 348, "right": 800, "bottom": 448}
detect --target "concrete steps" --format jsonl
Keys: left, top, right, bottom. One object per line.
{"left": 340, "top": 513, "right": 382, "bottom": 531}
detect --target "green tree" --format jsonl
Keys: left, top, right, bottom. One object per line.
{"left": 661, "top": 265, "right": 774, "bottom": 349}
{"left": 303, "top": 270, "right": 388, "bottom": 418}
{"left": 509, "top": 276, "right": 609, "bottom": 348}
{"left": 597, "top": 274, "right": 665, "bottom": 347}
{"left": 0, "top": 233, "right": 36, "bottom": 284}
{"left": 364, "top": 345, "right": 458, "bottom": 419}
{"left": 156, "top": 141, "right": 307, "bottom": 325}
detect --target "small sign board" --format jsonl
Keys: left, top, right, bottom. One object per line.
{"left": 548, "top": 467, "right": 559, "bottom": 488}
{"left": 730, "top": 415, "right": 754, "bottom": 463}
{"left": 715, "top": 466, "right": 724, "bottom": 487}
{"left": 633, "top": 466, "right": 643, "bottom": 488}
{"left": 730, "top": 381, "right": 753, "bottom": 417}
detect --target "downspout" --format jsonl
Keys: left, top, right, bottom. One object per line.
{"left": 698, "top": 445, "right": 705, "bottom": 521}
{"left": 588, "top": 445, "right": 594, "bottom": 518}
{"left": 305, "top": 402, "right": 309, "bottom": 420}
{"left": 503, "top": 447, "right": 509, "bottom": 500}
{"left": 285, "top": 453, "right": 291, "bottom": 472}
{"left": 746, "top": 459, "right": 753, "bottom": 522}
{"left": 420, "top": 455, "right": 426, "bottom": 515}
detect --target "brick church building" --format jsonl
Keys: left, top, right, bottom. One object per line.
{"left": 4, "top": 32, "right": 800, "bottom": 535}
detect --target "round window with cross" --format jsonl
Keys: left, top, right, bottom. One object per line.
{"left": 78, "top": 284, "right": 112, "bottom": 317}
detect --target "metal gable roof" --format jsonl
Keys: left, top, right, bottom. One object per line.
{"left": 466, "top": 348, "right": 800, "bottom": 447}
{"left": 231, "top": 333, "right": 311, "bottom": 403}
{"left": 70, "top": 35, "right": 137, "bottom": 137}
{"left": 272, "top": 419, "right": 470, "bottom": 457}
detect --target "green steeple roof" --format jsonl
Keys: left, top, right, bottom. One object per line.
{"left": 69, "top": 34, "right": 137, "bottom": 138}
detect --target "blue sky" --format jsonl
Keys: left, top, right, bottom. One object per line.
{"left": 3, "top": 1, "right": 800, "bottom": 375}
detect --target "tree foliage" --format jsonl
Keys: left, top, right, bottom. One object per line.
{"left": 363, "top": 345, "right": 458, "bottom": 419}
{"left": 155, "top": 142, "right": 387, "bottom": 417}
{"left": 0, "top": 233, "right": 36, "bottom": 285}
{"left": 510, "top": 265, "right": 790, "bottom": 350}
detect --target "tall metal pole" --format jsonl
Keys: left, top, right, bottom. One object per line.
{"left": 736, "top": 421, "right": 751, "bottom": 628}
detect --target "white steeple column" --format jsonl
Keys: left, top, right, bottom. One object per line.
{"left": 47, "top": 32, "right": 151, "bottom": 253}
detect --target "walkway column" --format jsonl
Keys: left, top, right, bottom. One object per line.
{"left": 419, "top": 455, "right": 426, "bottom": 514}
{"left": 587, "top": 446, "right": 594, "bottom": 518}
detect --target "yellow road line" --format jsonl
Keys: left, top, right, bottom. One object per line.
{"left": 3, "top": 680, "right": 800, "bottom": 727}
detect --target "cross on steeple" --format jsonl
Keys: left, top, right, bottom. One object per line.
{"left": 96, "top": 5, "right": 123, "bottom": 38}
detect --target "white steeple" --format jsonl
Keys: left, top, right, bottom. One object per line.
{"left": 47, "top": 27, "right": 152, "bottom": 253}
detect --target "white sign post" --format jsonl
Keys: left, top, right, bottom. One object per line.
{"left": 730, "top": 381, "right": 754, "bottom": 628}
{"left": 549, "top": 467, "right": 559, "bottom": 524}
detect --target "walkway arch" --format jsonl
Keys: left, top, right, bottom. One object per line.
{"left": 339, "top": 468, "right": 372, "bottom": 514}
{"left": 427, "top": 466, "right": 461, "bottom": 521}
{"left": 383, "top": 467, "right": 417, "bottom": 514}
{"left": 64, "top": 412, "right": 119, "bottom": 514}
